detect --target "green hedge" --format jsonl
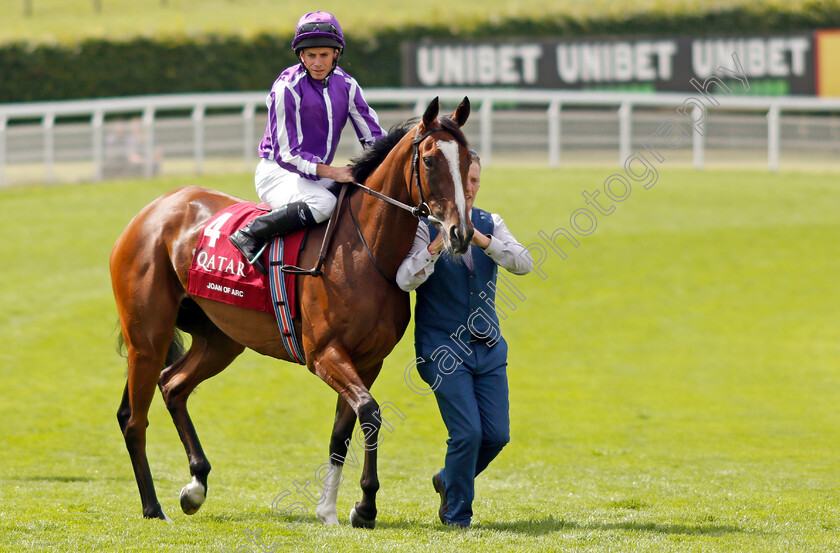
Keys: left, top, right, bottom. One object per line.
{"left": 2, "top": 3, "right": 839, "bottom": 103}
{"left": 0, "top": 35, "right": 297, "bottom": 103}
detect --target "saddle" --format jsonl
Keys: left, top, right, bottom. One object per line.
{"left": 187, "top": 184, "right": 350, "bottom": 364}
{"left": 187, "top": 202, "right": 302, "bottom": 312}
{"left": 187, "top": 202, "right": 308, "bottom": 363}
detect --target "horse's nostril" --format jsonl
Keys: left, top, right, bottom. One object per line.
{"left": 449, "top": 226, "right": 470, "bottom": 254}
{"left": 450, "top": 226, "right": 463, "bottom": 248}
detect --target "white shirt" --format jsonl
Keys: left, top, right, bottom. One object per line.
{"left": 396, "top": 213, "right": 533, "bottom": 292}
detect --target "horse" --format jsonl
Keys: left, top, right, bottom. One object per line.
{"left": 109, "top": 97, "right": 474, "bottom": 527}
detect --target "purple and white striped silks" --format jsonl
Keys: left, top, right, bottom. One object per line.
{"left": 258, "top": 64, "right": 385, "bottom": 180}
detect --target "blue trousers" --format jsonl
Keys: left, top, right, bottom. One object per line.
{"left": 417, "top": 339, "right": 510, "bottom": 526}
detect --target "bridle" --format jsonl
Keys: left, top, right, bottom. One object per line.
{"left": 350, "top": 125, "right": 446, "bottom": 225}
{"left": 343, "top": 125, "right": 457, "bottom": 284}
{"left": 284, "top": 125, "right": 455, "bottom": 282}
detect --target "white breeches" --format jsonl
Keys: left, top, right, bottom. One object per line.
{"left": 255, "top": 158, "right": 337, "bottom": 223}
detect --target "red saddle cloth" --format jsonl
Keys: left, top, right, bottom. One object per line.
{"left": 187, "top": 202, "right": 303, "bottom": 318}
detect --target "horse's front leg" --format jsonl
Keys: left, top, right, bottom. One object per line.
{"left": 311, "top": 348, "right": 382, "bottom": 528}
{"left": 315, "top": 395, "right": 356, "bottom": 525}
{"left": 349, "top": 397, "right": 380, "bottom": 529}
{"left": 349, "top": 362, "right": 383, "bottom": 528}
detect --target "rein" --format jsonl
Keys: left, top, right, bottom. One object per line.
{"left": 349, "top": 126, "right": 446, "bottom": 225}
{"left": 349, "top": 180, "right": 441, "bottom": 225}
{"left": 346, "top": 192, "right": 398, "bottom": 287}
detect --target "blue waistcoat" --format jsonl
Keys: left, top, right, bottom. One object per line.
{"left": 414, "top": 208, "right": 504, "bottom": 353}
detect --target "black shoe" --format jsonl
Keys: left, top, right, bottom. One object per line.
{"left": 432, "top": 471, "right": 448, "bottom": 525}
{"left": 228, "top": 202, "right": 317, "bottom": 275}
{"left": 229, "top": 228, "right": 268, "bottom": 274}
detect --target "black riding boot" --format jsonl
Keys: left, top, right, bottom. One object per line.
{"left": 229, "top": 201, "right": 316, "bottom": 274}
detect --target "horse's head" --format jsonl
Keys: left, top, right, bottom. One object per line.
{"left": 409, "top": 97, "right": 474, "bottom": 255}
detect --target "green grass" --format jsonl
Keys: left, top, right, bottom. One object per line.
{"left": 0, "top": 0, "right": 819, "bottom": 45}
{"left": 1, "top": 166, "right": 840, "bottom": 552}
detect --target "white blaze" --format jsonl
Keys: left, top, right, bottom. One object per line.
{"left": 437, "top": 140, "right": 466, "bottom": 222}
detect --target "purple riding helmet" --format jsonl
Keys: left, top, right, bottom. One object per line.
{"left": 292, "top": 11, "right": 345, "bottom": 54}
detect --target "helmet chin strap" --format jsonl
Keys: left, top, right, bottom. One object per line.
{"left": 328, "top": 51, "right": 340, "bottom": 79}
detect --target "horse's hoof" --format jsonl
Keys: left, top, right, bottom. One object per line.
{"left": 143, "top": 504, "right": 172, "bottom": 522}
{"left": 179, "top": 476, "right": 206, "bottom": 515}
{"left": 316, "top": 506, "right": 339, "bottom": 525}
{"left": 349, "top": 506, "right": 375, "bottom": 529}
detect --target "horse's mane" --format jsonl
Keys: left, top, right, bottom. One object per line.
{"left": 351, "top": 121, "right": 413, "bottom": 184}
{"left": 350, "top": 116, "right": 469, "bottom": 184}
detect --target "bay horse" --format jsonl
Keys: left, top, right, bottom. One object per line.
{"left": 110, "top": 97, "right": 473, "bottom": 527}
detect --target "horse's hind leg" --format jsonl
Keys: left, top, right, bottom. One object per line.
{"left": 158, "top": 318, "right": 244, "bottom": 515}
{"left": 117, "top": 317, "right": 179, "bottom": 520}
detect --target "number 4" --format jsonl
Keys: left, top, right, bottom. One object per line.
{"left": 203, "top": 212, "right": 234, "bottom": 248}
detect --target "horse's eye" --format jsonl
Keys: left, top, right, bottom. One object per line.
{"left": 422, "top": 156, "right": 434, "bottom": 168}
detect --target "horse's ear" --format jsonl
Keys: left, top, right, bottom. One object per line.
{"left": 421, "top": 97, "right": 440, "bottom": 129}
{"left": 452, "top": 97, "right": 470, "bottom": 127}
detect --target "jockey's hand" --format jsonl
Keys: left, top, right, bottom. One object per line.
{"left": 317, "top": 163, "right": 354, "bottom": 183}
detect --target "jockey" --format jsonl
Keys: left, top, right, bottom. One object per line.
{"left": 230, "top": 11, "right": 385, "bottom": 273}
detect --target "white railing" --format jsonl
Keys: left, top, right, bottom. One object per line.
{"left": 2, "top": 88, "right": 840, "bottom": 186}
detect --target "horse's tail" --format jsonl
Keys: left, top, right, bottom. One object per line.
{"left": 115, "top": 322, "right": 187, "bottom": 369}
